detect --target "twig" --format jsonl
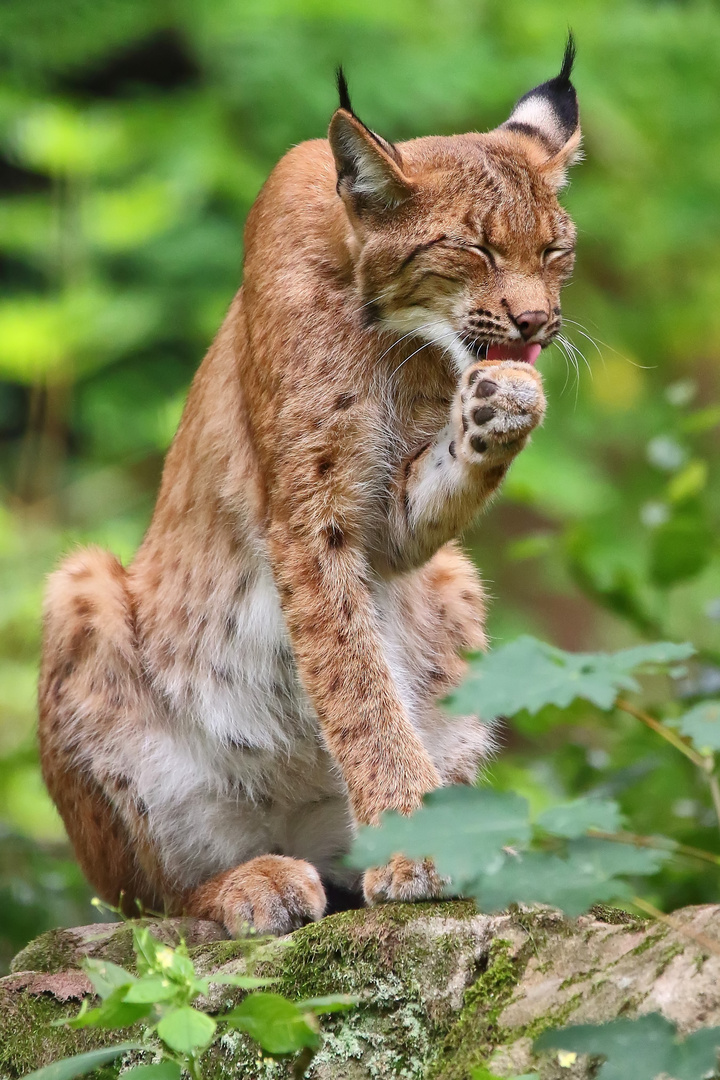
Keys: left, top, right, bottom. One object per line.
{"left": 708, "top": 773, "right": 720, "bottom": 834}
{"left": 616, "top": 697, "right": 720, "bottom": 834}
{"left": 588, "top": 829, "right": 720, "bottom": 868}
{"left": 632, "top": 897, "right": 720, "bottom": 959}
{"left": 616, "top": 697, "right": 707, "bottom": 768}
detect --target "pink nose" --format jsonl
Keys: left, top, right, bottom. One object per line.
{"left": 515, "top": 310, "right": 549, "bottom": 340}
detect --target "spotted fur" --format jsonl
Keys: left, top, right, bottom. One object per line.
{"left": 39, "top": 48, "right": 581, "bottom": 935}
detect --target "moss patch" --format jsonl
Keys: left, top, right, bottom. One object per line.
{"left": 630, "top": 930, "right": 668, "bottom": 957}
{"left": 427, "top": 937, "right": 526, "bottom": 1080}
{"left": 9, "top": 930, "right": 85, "bottom": 976}
{"left": 0, "top": 990, "right": 146, "bottom": 1078}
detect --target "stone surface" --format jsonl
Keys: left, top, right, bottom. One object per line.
{"left": 1, "top": 902, "right": 719, "bottom": 1079}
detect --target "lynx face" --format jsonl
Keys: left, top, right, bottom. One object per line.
{"left": 330, "top": 42, "right": 581, "bottom": 374}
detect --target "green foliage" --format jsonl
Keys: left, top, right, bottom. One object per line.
{"left": 471, "top": 1071, "right": 537, "bottom": 1080}
{"left": 474, "top": 837, "right": 665, "bottom": 917}
{"left": 669, "top": 701, "right": 720, "bottom": 755}
{"left": 22, "top": 1044, "right": 144, "bottom": 1080}
{"left": 536, "top": 797, "right": 623, "bottom": 838}
{"left": 123, "top": 1066, "right": 181, "bottom": 1080}
{"left": 351, "top": 787, "right": 530, "bottom": 883}
{"left": 446, "top": 637, "right": 694, "bottom": 716}
{"left": 222, "top": 993, "right": 320, "bottom": 1055}
{"left": 155, "top": 1008, "right": 216, "bottom": 1055}
{"left": 350, "top": 786, "right": 669, "bottom": 917}
{"left": 350, "top": 639, "right": 715, "bottom": 917}
{"left": 51, "top": 917, "right": 356, "bottom": 1078}
{"left": 535, "top": 1013, "right": 720, "bottom": 1080}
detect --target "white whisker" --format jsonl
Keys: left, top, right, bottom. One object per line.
{"left": 376, "top": 322, "right": 438, "bottom": 364}
{"left": 389, "top": 340, "right": 435, "bottom": 378}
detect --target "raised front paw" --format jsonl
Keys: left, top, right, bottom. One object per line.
{"left": 455, "top": 359, "right": 546, "bottom": 465}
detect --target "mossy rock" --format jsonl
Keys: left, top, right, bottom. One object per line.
{"left": 2, "top": 903, "right": 720, "bottom": 1079}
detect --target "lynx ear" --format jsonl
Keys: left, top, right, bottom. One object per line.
{"left": 502, "top": 34, "right": 582, "bottom": 190}
{"left": 329, "top": 68, "right": 413, "bottom": 213}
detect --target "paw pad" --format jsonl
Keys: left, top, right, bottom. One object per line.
{"left": 475, "top": 379, "right": 497, "bottom": 398}
{"left": 458, "top": 360, "right": 545, "bottom": 465}
{"left": 472, "top": 405, "right": 495, "bottom": 425}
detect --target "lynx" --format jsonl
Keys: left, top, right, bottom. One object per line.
{"left": 39, "top": 43, "right": 581, "bottom": 935}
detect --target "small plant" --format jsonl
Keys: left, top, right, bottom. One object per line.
{"left": 25, "top": 916, "right": 355, "bottom": 1080}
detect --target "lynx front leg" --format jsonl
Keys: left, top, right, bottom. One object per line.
{"left": 187, "top": 855, "right": 326, "bottom": 936}
{"left": 397, "top": 360, "right": 546, "bottom": 563}
{"left": 267, "top": 522, "right": 440, "bottom": 827}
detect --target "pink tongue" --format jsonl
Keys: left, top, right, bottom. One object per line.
{"left": 487, "top": 343, "right": 542, "bottom": 365}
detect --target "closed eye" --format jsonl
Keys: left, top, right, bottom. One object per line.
{"left": 543, "top": 246, "right": 574, "bottom": 265}
{"left": 469, "top": 245, "right": 496, "bottom": 268}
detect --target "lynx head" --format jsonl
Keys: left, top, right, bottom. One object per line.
{"left": 328, "top": 38, "right": 581, "bottom": 373}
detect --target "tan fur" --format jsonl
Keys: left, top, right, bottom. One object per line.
{"left": 39, "top": 73, "right": 580, "bottom": 935}
{"left": 363, "top": 855, "right": 447, "bottom": 905}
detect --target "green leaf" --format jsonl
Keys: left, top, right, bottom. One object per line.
{"left": 162, "top": 944, "right": 195, "bottom": 983}
{"left": 222, "top": 993, "right": 320, "bottom": 1055}
{"left": 20, "top": 1044, "right": 144, "bottom": 1080}
{"left": 471, "top": 1072, "right": 538, "bottom": 1080}
{"left": 132, "top": 927, "right": 164, "bottom": 973}
{"left": 666, "top": 459, "right": 707, "bottom": 503}
{"left": 348, "top": 786, "right": 531, "bottom": 881}
{"left": 82, "top": 958, "right": 136, "bottom": 999}
{"left": 535, "top": 1013, "right": 720, "bottom": 1080}
{"left": 121, "top": 1065, "right": 182, "bottom": 1080}
{"left": 650, "top": 515, "right": 714, "bottom": 587}
{"left": 473, "top": 851, "right": 629, "bottom": 917}
{"left": 123, "top": 977, "right": 179, "bottom": 1004}
{"left": 207, "top": 974, "right": 275, "bottom": 989}
{"left": 66, "top": 985, "right": 153, "bottom": 1029}
{"left": 296, "top": 994, "right": 358, "bottom": 1015}
{"left": 668, "top": 700, "right": 720, "bottom": 754}
{"left": 537, "top": 798, "right": 624, "bottom": 839}
{"left": 678, "top": 1026, "right": 720, "bottom": 1080}
{"left": 473, "top": 838, "right": 668, "bottom": 918}
{"left": 446, "top": 637, "right": 694, "bottom": 718}
{"left": 156, "top": 1006, "right": 217, "bottom": 1054}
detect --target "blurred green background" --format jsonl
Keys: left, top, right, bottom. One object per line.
{"left": 0, "top": 0, "right": 719, "bottom": 970}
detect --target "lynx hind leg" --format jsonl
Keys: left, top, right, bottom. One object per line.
{"left": 363, "top": 855, "right": 447, "bottom": 905}
{"left": 186, "top": 855, "right": 327, "bottom": 936}
{"left": 402, "top": 544, "right": 496, "bottom": 784}
{"left": 39, "top": 546, "right": 166, "bottom": 912}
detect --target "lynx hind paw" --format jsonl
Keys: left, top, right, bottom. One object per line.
{"left": 457, "top": 360, "right": 546, "bottom": 464}
{"left": 188, "top": 854, "right": 326, "bottom": 937}
{"left": 363, "top": 854, "right": 448, "bottom": 905}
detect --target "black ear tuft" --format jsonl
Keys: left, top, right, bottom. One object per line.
{"left": 557, "top": 31, "right": 576, "bottom": 88}
{"left": 533, "top": 31, "right": 578, "bottom": 140}
{"left": 504, "top": 33, "right": 579, "bottom": 148}
{"left": 336, "top": 66, "right": 354, "bottom": 115}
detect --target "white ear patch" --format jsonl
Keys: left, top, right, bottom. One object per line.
{"left": 505, "top": 93, "right": 567, "bottom": 151}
